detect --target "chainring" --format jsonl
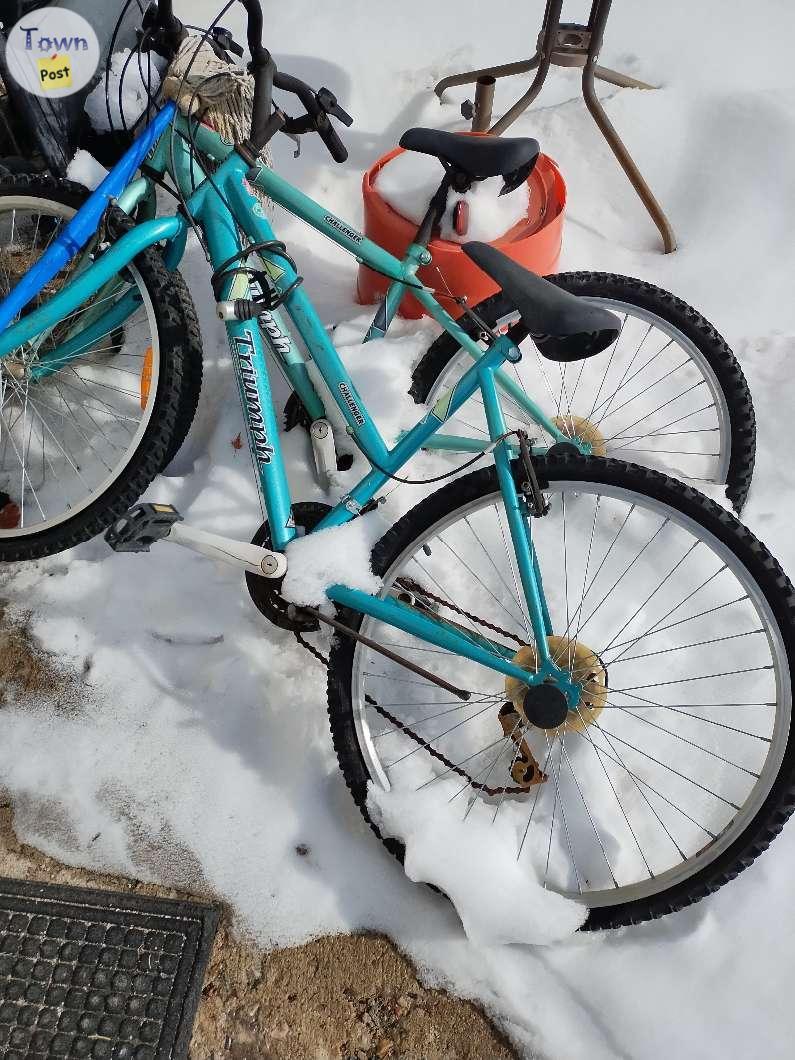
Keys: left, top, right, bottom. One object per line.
{"left": 245, "top": 502, "right": 332, "bottom": 632}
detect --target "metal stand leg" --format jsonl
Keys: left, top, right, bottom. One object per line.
{"left": 488, "top": 55, "right": 551, "bottom": 134}
{"left": 434, "top": 59, "right": 655, "bottom": 106}
{"left": 593, "top": 65, "right": 657, "bottom": 90}
{"left": 581, "top": 58, "right": 676, "bottom": 252}
{"left": 434, "top": 55, "right": 540, "bottom": 99}
{"left": 431, "top": 0, "right": 676, "bottom": 252}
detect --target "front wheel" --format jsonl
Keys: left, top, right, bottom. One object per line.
{"left": 327, "top": 455, "right": 795, "bottom": 930}
{"left": 0, "top": 175, "right": 203, "bottom": 560}
{"left": 410, "top": 274, "right": 756, "bottom": 511}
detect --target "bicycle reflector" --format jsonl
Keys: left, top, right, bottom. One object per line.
{"left": 140, "top": 346, "right": 153, "bottom": 409}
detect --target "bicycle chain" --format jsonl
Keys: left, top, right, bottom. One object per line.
{"left": 294, "top": 579, "right": 531, "bottom": 796}
{"left": 395, "top": 577, "right": 526, "bottom": 648}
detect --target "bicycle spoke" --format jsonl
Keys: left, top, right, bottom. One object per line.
{"left": 464, "top": 515, "right": 532, "bottom": 633}
{"left": 589, "top": 336, "right": 672, "bottom": 422}
{"left": 595, "top": 724, "right": 741, "bottom": 809}
{"left": 586, "top": 312, "right": 628, "bottom": 420}
{"left": 605, "top": 569, "right": 734, "bottom": 664}
{"left": 605, "top": 703, "right": 760, "bottom": 776}
{"left": 517, "top": 736, "right": 557, "bottom": 860}
{"left": 578, "top": 517, "right": 669, "bottom": 637}
{"left": 599, "top": 539, "right": 700, "bottom": 656}
{"left": 439, "top": 531, "right": 527, "bottom": 634}
{"left": 547, "top": 731, "right": 581, "bottom": 892}
{"left": 577, "top": 713, "right": 703, "bottom": 851}
{"left": 605, "top": 404, "right": 716, "bottom": 451}
{"left": 561, "top": 734, "right": 618, "bottom": 887}
{"left": 572, "top": 703, "right": 655, "bottom": 874}
{"left": 611, "top": 627, "right": 765, "bottom": 664}
{"left": 593, "top": 357, "right": 690, "bottom": 427}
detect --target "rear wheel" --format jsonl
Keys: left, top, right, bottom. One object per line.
{"left": 411, "top": 274, "right": 756, "bottom": 511}
{"left": 0, "top": 175, "right": 202, "bottom": 560}
{"left": 327, "top": 455, "right": 795, "bottom": 930}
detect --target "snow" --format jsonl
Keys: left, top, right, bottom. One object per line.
{"left": 375, "top": 149, "right": 530, "bottom": 242}
{"left": 369, "top": 780, "right": 586, "bottom": 945}
{"left": 66, "top": 150, "right": 109, "bottom": 191}
{"left": 1, "top": 1, "right": 795, "bottom": 1058}
{"left": 85, "top": 49, "right": 165, "bottom": 133}
{"left": 281, "top": 512, "right": 384, "bottom": 608}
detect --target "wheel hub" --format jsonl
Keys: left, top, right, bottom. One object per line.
{"left": 505, "top": 635, "right": 608, "bottom": 735}
{"left": 552, "top": 414, "right": 607, "bottom": 457}
{"left": 0, "top": 356, "right": 27, "bottom": 381}
{"left": 522, "top": 682, "right": 569, "bottom": 729}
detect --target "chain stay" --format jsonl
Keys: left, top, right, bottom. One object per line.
{"left": 294, "top": 577, "right": 536, "bottom": 796}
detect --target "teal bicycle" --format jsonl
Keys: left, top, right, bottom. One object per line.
{"left": 0, "top": 0, "right": 792, "bottom": 931}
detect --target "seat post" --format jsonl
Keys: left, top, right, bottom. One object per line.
{"left": 414, "top": 173, "right": 451, "bottom": 248}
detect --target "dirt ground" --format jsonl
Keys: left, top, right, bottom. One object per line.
{"left": 0, "top": 604, "right": 520, "bottom": 1060}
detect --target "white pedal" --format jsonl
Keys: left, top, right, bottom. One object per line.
{"left": 310, "top": 418, "right": 338, "bottom": 490}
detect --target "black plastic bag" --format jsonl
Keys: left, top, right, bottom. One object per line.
{"left": 0, "top": 0, "right": 142, "bottom": 174}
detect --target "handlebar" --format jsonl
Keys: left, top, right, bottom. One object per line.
{"left": 154, "top": 0, "right": 351, "bottom": 163}
{"left": 273, "top": 72, "right": 350, "bottom": 163}
{"left": 155, "top": 0, "right": 266, "bottom": 63}
{"left": 237, "top": 0, "right": 268, "bottom": 65}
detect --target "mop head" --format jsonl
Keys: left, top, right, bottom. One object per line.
{"left": 162, "top": 34, "right": 273, "bottom": 215}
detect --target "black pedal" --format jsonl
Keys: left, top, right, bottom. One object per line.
{"left": 105, "top": 503, "right": 183, "bottom": 553}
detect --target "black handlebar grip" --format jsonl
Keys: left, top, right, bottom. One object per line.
{"left": 154, "top": 0, "right": 184, "bottom": 48}
{"left": 317, "top": 114, "right": 348, "bottom": 163}
{"left": 249, "top": 56, "right": 276, "bottom": 150}
{"left": 157, "top": 0, "right": 174, "bottom": 23}
{"left": 272, "top": 70, "right": 348, "bottom": 162}
{"left": 237, "top": 0, "right": 268, "bottom": 64}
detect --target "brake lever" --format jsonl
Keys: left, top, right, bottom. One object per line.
{"left": 211, "top": 26, "right": 244, "bottom": 58}
{"left": 316, "top": 87, "right": 354, "bottom": 127}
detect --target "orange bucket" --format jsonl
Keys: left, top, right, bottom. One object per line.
{"left": 357, "top": 145, "right": 567, "bottom": 320}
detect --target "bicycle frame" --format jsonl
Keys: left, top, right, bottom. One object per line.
{"left": 0, "top": 103, "right": 579, "bottom": 694}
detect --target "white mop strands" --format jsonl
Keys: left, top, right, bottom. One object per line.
{"left": 162, "top": 34, "right": 274, "bottom": 215}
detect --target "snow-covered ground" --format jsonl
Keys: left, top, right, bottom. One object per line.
{"left": 2, "top": 1, "right": 795, "bottom": 1056}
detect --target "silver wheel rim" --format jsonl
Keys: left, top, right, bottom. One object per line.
{"left": 0, "top": 196, "right": 161, "bottom": 537}
{"left": 425, "top": 297, "right": 733, "bottom": 487}
{"left": 350, "top": 480, "right": 790, "bottom": 907}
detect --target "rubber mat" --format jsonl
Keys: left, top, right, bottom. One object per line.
{"left": 0, "top": 876, "right": 220, "bottom": 1059}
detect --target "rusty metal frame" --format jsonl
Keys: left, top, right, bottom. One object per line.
{"left": 435, "top": 0, "right": 676, "bottom": 253}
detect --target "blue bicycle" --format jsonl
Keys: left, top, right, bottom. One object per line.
{"left": 0, "top": 0, "right": 791, "bottom": 931}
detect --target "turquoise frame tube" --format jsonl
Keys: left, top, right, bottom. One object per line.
{"left": 0, "top": 107, "right": 582, "bottom": 696}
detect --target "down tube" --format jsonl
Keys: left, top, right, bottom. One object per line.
{"left": 200, "top": 193, "right": 296, "bottom": 549}
{"left": 226, "top": 176, "right": 392, "bottom": 465}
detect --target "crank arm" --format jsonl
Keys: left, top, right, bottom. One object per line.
{"left": 166, "top": 522, "right": 287, "bottom": 578}
{"left": 105, "top": 503, "right": 286, "bottom": 578}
